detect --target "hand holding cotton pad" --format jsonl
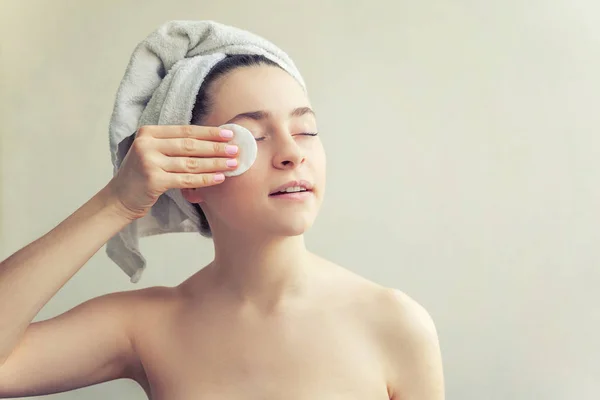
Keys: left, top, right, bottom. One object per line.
{"left": 219, "top": 123, "right": 257, "bottom": 177}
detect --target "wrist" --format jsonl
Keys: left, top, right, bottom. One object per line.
{"left": 96, "top": 182, "right": 137, "bottom": 224}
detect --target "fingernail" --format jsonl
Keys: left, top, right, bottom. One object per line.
{"left": 220, "top": 129, "right": 234, "bottom": 138}
{"left": 214, "top": 173, "right": 225, "bottom": 182}
{"left": 225, "top": 145, "right": 238, "bottom": 155}
{"left": 226, "top": 159, "right": 238, "bottom": 167}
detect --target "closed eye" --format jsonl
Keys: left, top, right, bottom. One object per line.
{"left": 255, "top": 132, "right": 319, "bottom": 141}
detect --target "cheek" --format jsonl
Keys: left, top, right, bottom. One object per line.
{"left": 207, "top": 175, "right": 266, "bottom": 228}
{"left": 310, "top": 141, "right": 327, "bottom": 172}
{"left": 205, "top": 168, "right": 266, "bottom": 209}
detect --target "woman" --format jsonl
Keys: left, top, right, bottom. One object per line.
{"left": 0, "top": 54, "right": 444, "bottom": 400}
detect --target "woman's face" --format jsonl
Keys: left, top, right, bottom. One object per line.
{"left": 182, "top": 65, "right": 326, "bottom": 237}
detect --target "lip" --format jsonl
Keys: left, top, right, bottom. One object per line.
{"left": 269, "top": 179, "right": 314, "bottom": 195}
{"left": 269, "top": 191, "right": 313, "bottom": 201}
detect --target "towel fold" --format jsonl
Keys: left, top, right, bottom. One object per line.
{"left": 106, "top": 20, "right": 306, "bottom": 283}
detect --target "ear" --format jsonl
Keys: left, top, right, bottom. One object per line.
{"left": 180, "top": 188, "right": 206, "bottom": 204}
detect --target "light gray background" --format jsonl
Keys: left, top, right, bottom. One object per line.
{"left": 1, "top": 1, "right": 598, "bottom": 399}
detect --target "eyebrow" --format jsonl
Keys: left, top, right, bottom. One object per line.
{"left": 225, "top": 106, "right": 315, "bottom": 124}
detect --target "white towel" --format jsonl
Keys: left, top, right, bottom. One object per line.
{"left": 106, "top": 20, "right": 306, "bottom": 283}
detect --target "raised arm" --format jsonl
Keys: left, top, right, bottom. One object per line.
{"left": 0, "top": 184, "right": 140, "bottom": 397}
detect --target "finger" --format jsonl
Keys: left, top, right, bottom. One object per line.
{"left": 138, "top": 125, "right": 233, "bottom": 141}
{"left": 156, "top": 137, "right": 239, "bottom": 158}
{"left": 160, "top": 156, "right": 238, "bottom": 174}
{"left": 168, "top": 172, "right": 226, "bottom": 189}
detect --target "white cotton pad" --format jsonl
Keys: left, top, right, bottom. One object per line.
{"left": 219, "top": 123, "right": 257, "bottom": 177}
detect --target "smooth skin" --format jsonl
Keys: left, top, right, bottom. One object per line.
{"left": 0, "top": 65, "right": 444, "bottom": 399}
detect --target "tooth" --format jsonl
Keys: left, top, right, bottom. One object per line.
{"left": 275, "top": 186, "right": 308, "bottom": 194}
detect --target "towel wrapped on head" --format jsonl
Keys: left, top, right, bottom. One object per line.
{"left": 106, "top": 20, "right": 306, "bottom": 283}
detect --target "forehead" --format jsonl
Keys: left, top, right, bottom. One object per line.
{"left": 206, "top": 65, "right": 310, "bottom": 123}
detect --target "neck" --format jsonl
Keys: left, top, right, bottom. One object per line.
{"left": 206, "top": 229, "right": 315, "bottom": 311}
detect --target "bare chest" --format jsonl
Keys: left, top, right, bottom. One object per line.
{"left": 135, "top": 304, "right": 391, "bottom": 400}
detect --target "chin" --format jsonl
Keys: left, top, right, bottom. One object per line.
{"left": 269, "top": 217, "right": 315, "bottom": 237}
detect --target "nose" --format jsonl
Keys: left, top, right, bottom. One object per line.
{"left": 272, "top": 134, "right": 306, "bottom": 170}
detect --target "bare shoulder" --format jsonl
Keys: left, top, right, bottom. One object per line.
{"left": 112, "top": 285, "right": 182, "bottom": 390}
{"left": 121, "top": 284, "right": 185, "bottom": 322}
{"left": 315, "top": 258, "right": 444, "bottom": 399}
{"left": 343, "top": 279, "right": 440, "bottom": 356}
{"left": 380, "top": 288, "right": 439, "bottom": 337}
{"left": 106, "top": 285, "right": 184, "bottom": 355}
{"left": 376, "top": 288, "right": 445, "bottom": 399}
{"left": 316, "top": 256, "right": 437, "bottom": 334}
{"left": 310, "top": 256, "right": 388, "bottom": 304}
{"left": 312, "top": 256, "right": 411, "bottom": 307}
{"left": 117, "top": 284, "right": 181, "bottom": 308}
